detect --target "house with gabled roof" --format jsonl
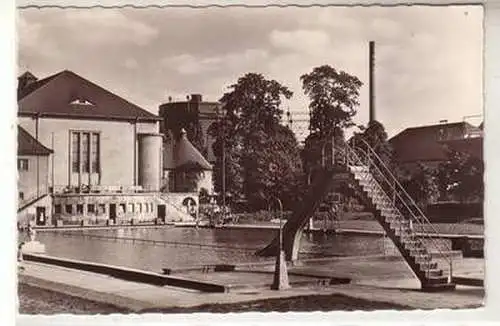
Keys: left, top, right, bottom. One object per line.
{"left": 17, "top": 70, "right": 197, "bottom": 225}
{"left": 17, "top": 125, "right": 53, "bottom": 225}
{"left": 390, "top": 121, "right": 483, "bottom": 173}
{"left": 18, "top": 70, "right": 163, "bottom": 192}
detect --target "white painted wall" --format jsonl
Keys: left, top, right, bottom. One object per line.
{"left": 18, "top": 116, "right": 159, "bottom": 190}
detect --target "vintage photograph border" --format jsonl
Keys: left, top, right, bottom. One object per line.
{"left": 2, "top": 0, "right": 499, "bottom": 325}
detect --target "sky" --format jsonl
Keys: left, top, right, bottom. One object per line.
{"left": 17, "top": 5, "right": 484, "bottom": 140}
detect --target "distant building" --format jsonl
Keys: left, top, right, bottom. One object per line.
{"left": 162, "top": 129, "right": 213, "bottom": 194}
{"left": 17, "top": 70, "right": 197, "bottom": 225}
{"left": 390, "top": 121, "right": 483, "bottom": 173}
{"left": 159, "top": 94, "right": 220, "bottom": 163}
{"left": 17, "top": 126, "right": 53, "bottom": 225}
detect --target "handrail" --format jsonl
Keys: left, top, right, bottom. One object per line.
{"left": 158, "top": 194, "right": 194, "bottom": 219}
{"left": 346, "top": 139, "right": 452, "bottom": 280}
{"left": 353, "top": 139, "right": 448, "bottom": 238}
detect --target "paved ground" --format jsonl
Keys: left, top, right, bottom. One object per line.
{"left": 17, "top": 254, "right": 484, "bottom": 313}
{"left": 18, "top": 283, "right": 129, "bottom": 314}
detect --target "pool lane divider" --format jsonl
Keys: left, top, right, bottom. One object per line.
{"left": 22, "top": 253, "right": 228, "bottom": 293}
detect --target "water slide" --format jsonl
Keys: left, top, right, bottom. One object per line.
{"left": 256, "top": 168, "right": 335, "bottom": 261}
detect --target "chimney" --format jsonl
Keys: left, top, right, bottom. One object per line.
{"left": 190, "top": 94, "right": 203, "bottom": 103}
{"left": 369, "top": 41, "right": 375, "bottom": 123}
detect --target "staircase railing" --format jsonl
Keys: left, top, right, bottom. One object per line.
{"left": 158, "top": 194, "right": 194, "bottom": 220}
{"left": 340, "top": 139, "right": 453, "bottom": 282}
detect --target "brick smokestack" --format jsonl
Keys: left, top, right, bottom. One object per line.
{"left": 369, "top": 41, "right": 375, "bottom": 123}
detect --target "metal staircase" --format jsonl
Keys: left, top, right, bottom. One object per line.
{"left": 343, "top": 139, "right": 455, "bottom": 291}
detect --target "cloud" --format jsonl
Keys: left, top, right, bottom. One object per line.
{"left": 123, "top": 58, "right": 139, "bottom": 70}
{"left": 161, "top": 49, "right": 268, "bottom": 76}
{"left": 269, "top": 30, "right": 332, "bottom": 55}
{"left": 60, "top": 10, "right": 158, "bottom": 46}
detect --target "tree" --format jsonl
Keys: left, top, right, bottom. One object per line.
{"left": 301, "top": 65, "right": 363, "bottom": 137}
{"left": 301, "top": 126, "right": 345, "bottom": 180}
{"left": 438, "top": 149, "right": 483, "bottom": 203}
{"left": 209, "top": 73, "right": 301, "bottom": 210}
{"left": 350, "top": 120, "right": 393, "bottom": 166}
{"left": 399, "top": 163, "right": 440, "bottom": 208}
{"left": 300, "top": 65, "right": 362, "bottom": 173}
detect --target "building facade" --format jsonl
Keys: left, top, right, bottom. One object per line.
{"left": 159, "top": 94, "right": 220, "bottom": 163}
{"left": 17, "top": 70, "right": 195, "bottom": 225}
{"left": 17, "top": 126, "right": 53, "bottom": 225}
{"left": 390, "top": 121, "right": 483, "bottom": 174}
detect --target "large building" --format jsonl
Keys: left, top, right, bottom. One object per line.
{"left": 17, "top": 70, "right": 203, "bottom": 225}
{"left": 18, "top": 70, "right": 163, "bottom": 191}
{"left": 159, "top": 94, "right": 220, "bottom": 163}
{"left": 390, "top": 121, "right": 483, "bottom": 172}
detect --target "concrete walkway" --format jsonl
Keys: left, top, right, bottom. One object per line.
{"left": 18, "top": 255, "right": 484, "bottom": 312}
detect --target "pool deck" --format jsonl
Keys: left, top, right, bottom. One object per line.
{"left": 18, "top": 254, "right": 484, "bottom": 312}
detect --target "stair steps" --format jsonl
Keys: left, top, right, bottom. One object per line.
{"left": 348, "top": 161, "right": 455, "bottom": 292}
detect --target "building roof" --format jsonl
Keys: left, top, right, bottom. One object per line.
{"left": 18, "top": 70, "right": 161, "bottom": 122}
{"left": 164, "top": 130, "right": 212, "bottom": 170}
{"left": 390, "top": 121, "right": 482, "bottom": 163}
{"left": 18, "top": 126, "right": 53, "bottom": 156}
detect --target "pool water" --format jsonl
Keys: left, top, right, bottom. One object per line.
{"left": 33, "top": 227, "right": 387, "bottom": 273}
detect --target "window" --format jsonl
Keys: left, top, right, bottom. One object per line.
{"left": 138, "top": 203, "right": 142, "bottom": 213}
{"left": 76, "top": 204, "right": 84, "bottom": 214}
{"left": 65, "top": 205, "right": 73, "bottom": 214}
{"left": 87, "top": 204, "right": 95, "bottom": 214}
{"left": 128, "top": 203, "right": 134, "bottom": 213}
{"left": 18, "top": 159, "right": 29, "bottom": 171}
{"left": 19, "top": 192, "right": 24, "bottom": 200}
{"left": 54, "top": 204, "right": 62, "bottom": 214}
{"left": 72, "top": 133, "right": 80, "bottom": 173}
{"left": 99, "top": 204, "right": 106, "bottom": 214}
{"left": 120, "top": 203, "right": 126, "bottom": 214}
{"left": 91, "top": 133, "right": 100, "bottom": 173}
{"left": 71, "top": 131, "right": 100, "bottom": 174}
{"left": 82, "top": 133, "right": 90, "bottom": 173}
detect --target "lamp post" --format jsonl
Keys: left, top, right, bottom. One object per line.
{"left": 269, "top": 162, "right": 290, "bottom": 290}
{"left": 216, "top": 104, "right": 227, "bottom": 223}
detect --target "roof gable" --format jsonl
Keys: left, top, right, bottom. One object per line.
{"left": 164, "top": 130, "right": 212, "bottom": 170}
{"left": 18, "top": 70, "right": 160, "bottom": 122}
{"left": 18, "top": 126, "right": 53, "bottom": 156}
{"left": 175, "top": 131, "right": 212, "bottom": 170}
